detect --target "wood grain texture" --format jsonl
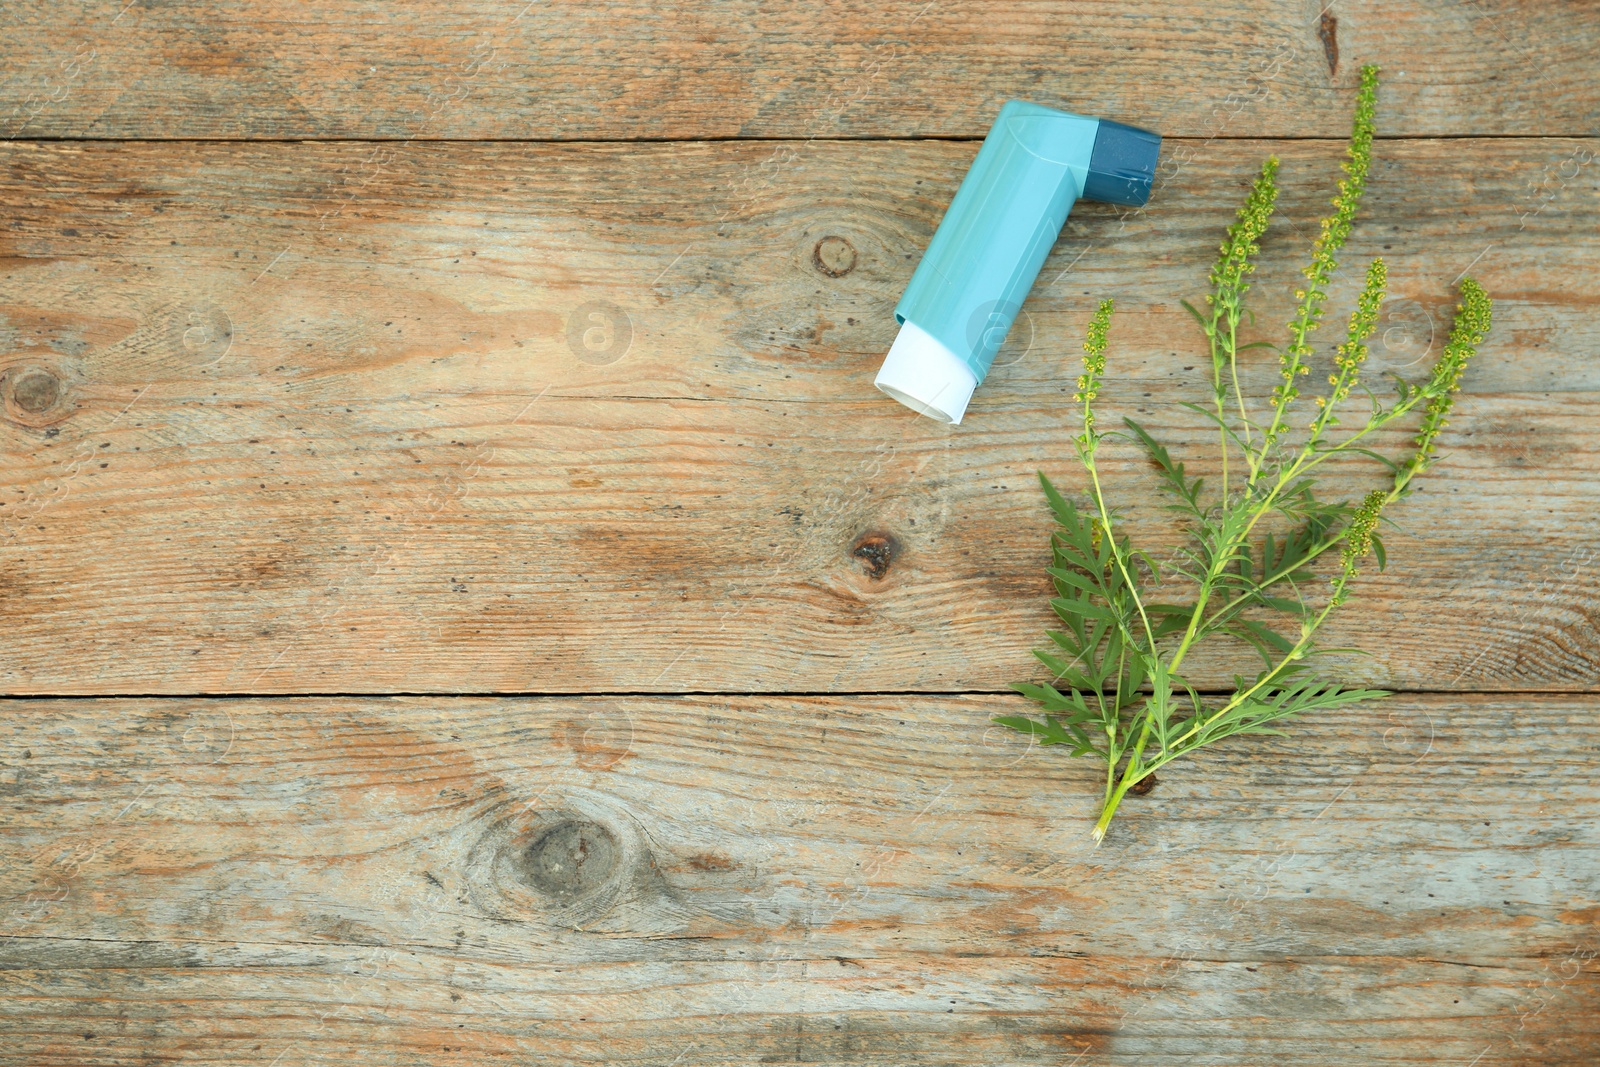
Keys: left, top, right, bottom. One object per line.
{"left": 1, "top": 693, "right": 1596, "bottom": 1064}
{"left": 2, "top": 1, "right": 1597, "bottom": 141}
{"left": 5, "top": 4, "right": 1596, "bottom": 1063}
{"left": 1, "top": 136, "right": 1596, "bottom": 694}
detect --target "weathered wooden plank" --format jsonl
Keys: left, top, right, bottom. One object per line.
{"left": 1, "top": 956, "right": 1592, "bottom": 1065}
{"left": 0, "top": 137, "right": 1596, "bottom": 694}
{"left": 2, "top": 1, "right": 1596, "bottom": 141}
{"left": 1, "top": 694, "right": 1595, "bottom": 1063}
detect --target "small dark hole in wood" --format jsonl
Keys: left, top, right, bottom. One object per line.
{"left": 520, "top": 818, "right": 620, "bottom": 900}
{"left": 852, "top": 531, "right": 899, "bottom": 580}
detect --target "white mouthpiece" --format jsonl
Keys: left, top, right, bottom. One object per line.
{"left": 873, "top": 320, "right": 977, "bottom": 424}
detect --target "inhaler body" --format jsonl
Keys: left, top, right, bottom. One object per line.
{"left": 876, "top": 101, "right": 1160, "bottom": 423}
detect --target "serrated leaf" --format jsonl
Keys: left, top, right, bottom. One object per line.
{"left": 1046, "top": 567, "right": 1103, "bottom": 598}
{"left": 1132, "top": 549, "right": 1163, "bottom": 583}
{"left": 1341, "top": 446, "right": 1402, "bottom": 474}
{"left": 1039, "top": 473, "right": 1085, "bottom": 531}
{"left": 1032, "top": 649, "right": 1094, "bottom": 692}
{"left": 1045, "top": 627, "right": 1086, "bottom": 655}
{"left": 1124, "top": 417, "right": 1208, "bottom": 515}
{"left": 992, "top": 715, "right": 1068, "bottom": 744}
{"left": 1227, "top": 618, "right": 1297, "bottom": 668}
{"left": 1009, "top": 682, "right": 1075, "bottom": 712}
{"left": 1052, "top": 596, "right": 1118, "bottom": 626}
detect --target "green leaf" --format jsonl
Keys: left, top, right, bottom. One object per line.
{"left": 1046, "top": 567, "right": 1104, "bottom": 598}
{"left": 992, "top": 715, "right": 1068, "bottom": 744}
{"left": 1052, "top": 596, "right": 1119, "bottom": 626}
{"left": 1032, "top": 649, "right": 1093, "bottom": 690}
{"left": 1039, "top": 473, "right": 1084, "bottom": 531}
{"left": 1340, "top": 446, "right": 1402, "bottom": 473}
{"left": 993, "top": 714, "right": 1098, "bottom": 757}
{"left": 1125, "top": 417, "right": 1207, "bottom": 514}
{"left": 1009, "top": 682, "right": 1075, "bottom": 712}
{"left": 1132, "top": 549, "right": 1163, "bottom": 583}
{"left": 1226, "top": 619, "right": 1296, "bottom": 668}
{"left": 1045, "top": 627, "right": 1086, "bottom": 655}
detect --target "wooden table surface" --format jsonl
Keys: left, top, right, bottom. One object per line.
{"left": 2, "top": 2, "right": 1596, "bottom": 1064}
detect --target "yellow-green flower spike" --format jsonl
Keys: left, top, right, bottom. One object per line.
{"left": 1406, "top": 278, "right": 1493, "bottom": 477}
{"left": 1264, "top": 65, "right": 1380, "bottom": 452}
{"left": 1331, "top": 488, "right": 1389, "bottom": 605}
{"left": 1074, "top": 299, "right": 1114, "bottom": 437}
{"left": 1074, "top": 299, "right": 1114, "bottom": 403}
{"left": 1208, "top": 157, "right": 1280, "bottom": 312}
{"left": 1330, "top": 257, "right": 1387, "bottom": 405}
{"left": 1342, "top": 489, "right": 1387, "bottom": 568}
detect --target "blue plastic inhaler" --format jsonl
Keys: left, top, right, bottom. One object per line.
{"left": 875, "top": 102, "right": 1161, "bottom": 423}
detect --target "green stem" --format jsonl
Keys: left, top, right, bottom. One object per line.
{"left": 1190, "top": 454, "right": 1425, "bottom": 646}
{"left": 1256, "top": 312, "right": 1315, "bottom": 478}
{"left": 1109, "top": 639, "right": 1128, "bottom": 750}
{"left": 1095, "top": 376, "right": 1438, "bottom": 842}
{"left": 1159, "top": 639, "right": 1309, "bottom": 758}
{"left": 1085, "top": 454, "right": 1157, "bottom": 652}
{"left": 1166, "top": 508, "right": 1256, "bottom": 673}
{"left": 1219, "top": 414, "right": 1230, "bottom": 502}
{"left": 1100, "top": 756, "right": 1118, "bottom": 830}
{"left": 1093, "top": 736, "right": 1171, "bottom": 844}
{"left": 1230, "top": 329, "right": 1252, "bottom": 452}
{"left": 1171, "top": 379, "right": 1436, "bottom": 670}
{"left": 1208, "top": 311, "right": 1231, "bottom": 502}
{"left": 1161, "top": 552, "right": 1365, "bottom": 767}
{"left": 1092, "top": 775, "right": 1139, "bottom": 844}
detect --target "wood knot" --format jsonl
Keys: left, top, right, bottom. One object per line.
{"left": 3, "top": 364, "right": 70, "bottom": 426}
{"left": 466, "top": 797, "right": 659, "bottom": 931}
{"left": 520, "top": 819, "right": 621, "bottom": 901}
{"left": 11, "top": 369, "right": 60, "bottom": 414}
{"left": 812, "top": 235, "right": 858, "bottom": 278}
{"left": 851, "top": 531, "right": 899, "bottom": 580}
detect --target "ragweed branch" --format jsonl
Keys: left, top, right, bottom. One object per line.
{"left": 996, "top": 65, "right": 1495, "bottom": 843}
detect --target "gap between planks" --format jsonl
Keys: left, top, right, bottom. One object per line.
{"left": 0, "top": 687, "right": 1591, "bottom": 700}
{"left": 0, "top": 133, "right": 1581, "bottom": 145}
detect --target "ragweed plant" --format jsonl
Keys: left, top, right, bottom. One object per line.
{"left": 997, "top": 66, "right": 1495, "bottom": 842}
